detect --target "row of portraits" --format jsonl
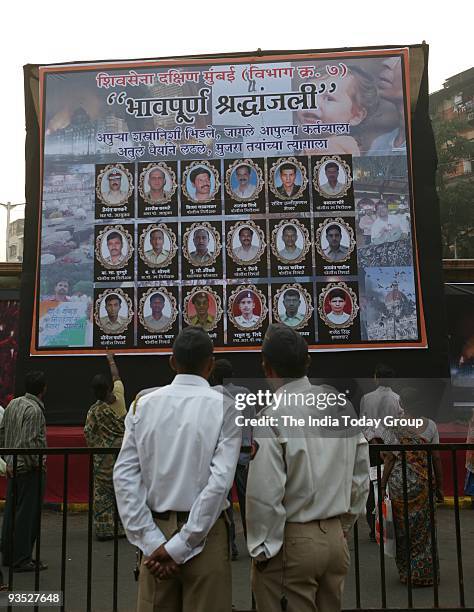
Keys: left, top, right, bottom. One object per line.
{"left": 95, "top": 155, "right": 354, "bottom": 217}
{"left": 95, "top": 218, "right": 357, "bottom": 282}
{"left": 94, "top": 282, "right": 360, "bottom": 340}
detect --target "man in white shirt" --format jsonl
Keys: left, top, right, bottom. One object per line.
{"left": 247, "top": 324, "right": 369, "bottom": 612}
{"left": 113, "top": 327, "right": 241, "bottom": 612}
{"left": 359, "top": 363, "right": 401, "bottom": 541}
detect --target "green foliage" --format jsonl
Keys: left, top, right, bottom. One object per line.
{"left": 431, "top": 115, "right": 474, "bottom": 258}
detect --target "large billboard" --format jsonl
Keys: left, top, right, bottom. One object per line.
{"left": 32, "top": 48, "right": 427, "bottom": 355}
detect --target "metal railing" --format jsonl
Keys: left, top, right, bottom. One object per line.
{"left": 0, "top": 444, "right": 473, "bottom": 611}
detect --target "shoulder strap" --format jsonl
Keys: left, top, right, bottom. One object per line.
{"left": 131, "top": 394, "right": 140, "bottom": 416}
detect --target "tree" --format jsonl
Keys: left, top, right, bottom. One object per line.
{"left": 431, "top": 115, "right": 474, "bottom": 258}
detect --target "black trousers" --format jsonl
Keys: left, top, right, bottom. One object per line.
{"left": 1, "top": 470, "right": 45, "bottom": 567}
{"left": 366, "top": 446, "right": 383, "bottom": 537}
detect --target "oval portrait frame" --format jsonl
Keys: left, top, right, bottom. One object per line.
{"left": 138, "top": 287, "right": 177, "bottom": 335}
{"left": 182, "top": 221, "right": 222, "bottom": 267}
{"left": 139, "top": 161, "right": 177, "bottom": 206}
{"left": 315, "top": 217, "right": 356, "bottom": 263}
{"left": 273, "top": 283, "right": 314, "bottom": 330}
{"left": 96, "top": 163, "right": 134, "bottom": 207}
{"left": 94, "top": 288, "right": 134, "bottom": 335}
{"left": 318, "top": 282, "right": 359, "bottom": 329}
{"left": 227, "top": 284, "right": 268, "bottom": 332}
{"left": 313, "top": 155, "right": 352, "bottom": 199}
{"left": 183, "top": 285, "right": 223, "bottom": 332}
{"left": 226, "top": 220, "right": 266, "bottom": 266}
{"left": 95, "top": 224, "right": 134, "bottom": 270}
{"left": 268, "top": 156, "right": 308, "bottom": 201}
{"left": 138, "top": 223, "right": 177, "bottom": 269}
{"left": 225, "top": 158, "right": 264, "bottom": 202}
{"left": 181, "top": 160, "right": 220, "bottom": 204}
{"left": 271, "top": 218, "right": 311, "bottom": 265}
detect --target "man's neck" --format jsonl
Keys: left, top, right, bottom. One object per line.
{"left": 151, "top": 190, "right": 164, "bottom": 199}
{"left": 153, "top": 249, "right": 163, "bottom": 256}
{"left": 152, "top": 313, "right": 163, "bottom": 321}
{"left": 328, "top": 179, "right": 337, "bottom": 188}
{"left": 55, "top": 294, "right": 67, "bottom": 302}
{"left": 285, "top": 245, "right": 296, "bottom": 251}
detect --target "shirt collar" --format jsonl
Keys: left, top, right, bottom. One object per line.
{"left": 172, "top": 374, "right": 210, "bottom": 388}
{"left": 275, "top": 376, "right": 311, "bottom": 395}
{"left": 24, "top": 393, "right": 45, "bottom": 410}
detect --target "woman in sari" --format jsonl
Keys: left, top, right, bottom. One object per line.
{"left": 380, "top": 388, "right": 443, "bottom": 587}
{"left": 84, "top": 353, "right": 126, "bottom": 540}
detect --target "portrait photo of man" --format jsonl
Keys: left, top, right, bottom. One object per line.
{"left": 101, "top": 168, "right": 129, "bottom": 206}
{"left": 322, "top": 223, "right": 350, "bottom": 262}
{"left": 319, "top": 161, "right": 346, "bottom": 198}
{"left": 98, "top": 293, "right": 129, "bottom": 334}
{"left": 325, "top": 288, "right": 351, "bottom": 325}
{"left": 183, "top": 161, "right": 221, "bottom": 204}
{"left": 143, "top": 292, "right": 172, "bottom": 333}
{"left": 278, "top": 288, "right": 306, "bottom": 328}
{"left": 278, "top": 224, "right": 303, "bottom": 261}
{"left": 232, "top": 226, "right": 260, "bottom": 262}
{"left": 188, "top": 227, "right": 215, "bottom": 266}
{"left": 145, "top": 167, "right": 171, "bottom": 203}
{"left": 144, "top": 228, "right": 170, "bottom": 266}
{"left": 231, "top": 164, "right": 257, "bottom": 199}
{"left": 188, "top": 291, "right": 216, "bottom": 332}
{"left": 275, "top": 163, "right": 301, "bottom": 199}
{"left": 234, "top": 291, "right": 261, "bottom": 329}
{"left": 102, "top": 231, "right": 128, "bottom": 267}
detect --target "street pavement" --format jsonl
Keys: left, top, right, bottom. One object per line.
{"left": 0, "top": 505, "right": 473, "bottom": 611}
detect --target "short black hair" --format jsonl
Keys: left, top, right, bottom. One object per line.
{"left": 283, "top": 289, "right": 300, "bottom": 300}
{"left": 326, "top": 224, "right": 342, "bottom": 235}
{"left": 282, "top": 224, "right": 297, "bottom": 234}
{"left": 190, "top": 167, "right": 211, "bottom": 183}
{"left": 173, "top": 327, "right": 213, "bottom": 374}
{"left": 328, "top": 288, "right": 346, "bottom": 301}
{"left": 24, "top": 371, "right": 46, "bottom": 396}
{"left": 279, "top": 163, "right": 296, "bottom": 174}
{"left": 238, "top": 226, "right": 253, "bottom": 237}
{"left": 325, "top": 161, "right": 339, "bottom": 172}
{"left": 150, "top": 292, "right": 165, "bottom": 304}
{"left": 374, "top": 363, "right": 396, "bottom": 380}
{"left": 92, "top": 374, "right": 110, "bottom": 401}
{"left": 107, "top": 231, "right": 123, "bottom": 243}
{"left": 150, "top": 228, "right": 164, "bottom": 239}
{"left": 105, "top": 293, "right": 121, "bottom": 306}
{"left": 399, "top": 387, "right": 425, "bottom": 417}
{"left": 212, "top": 359, "right": 234, "bottom": 385}
{"left": 262, "top": 324, "right": 308, "bottom": 378}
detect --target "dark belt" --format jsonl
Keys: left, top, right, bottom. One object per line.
{"left": 152, "top": 510, "right": 226, "bottom": 522}
{"left": 151, "top": 510, "right": 190, "bottom": 522}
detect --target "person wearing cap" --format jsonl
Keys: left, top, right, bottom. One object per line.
{"left": 189, "top": 291, "right": 215, "bottom": 331}
{"left": 189, "top": 227, "right": 214, "bottom": 266}
{"left": 246, "top": 324, "right": 369, "bottom": 612}
{"left": 113, "top": 327, "right": 241, "bottom": 612}
{"left": 235, "top": 291, "right": 260, "bottom": 328}
{"left": 102, "top": 168, "right": 128, "bottom": 206}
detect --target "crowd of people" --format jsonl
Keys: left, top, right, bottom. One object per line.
{"left": 0, "top": 325, "right": 471, "bottom": 610}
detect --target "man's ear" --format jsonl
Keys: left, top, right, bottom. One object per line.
{"left": 169, "top": 355, "right": 177, "bottom": 373}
